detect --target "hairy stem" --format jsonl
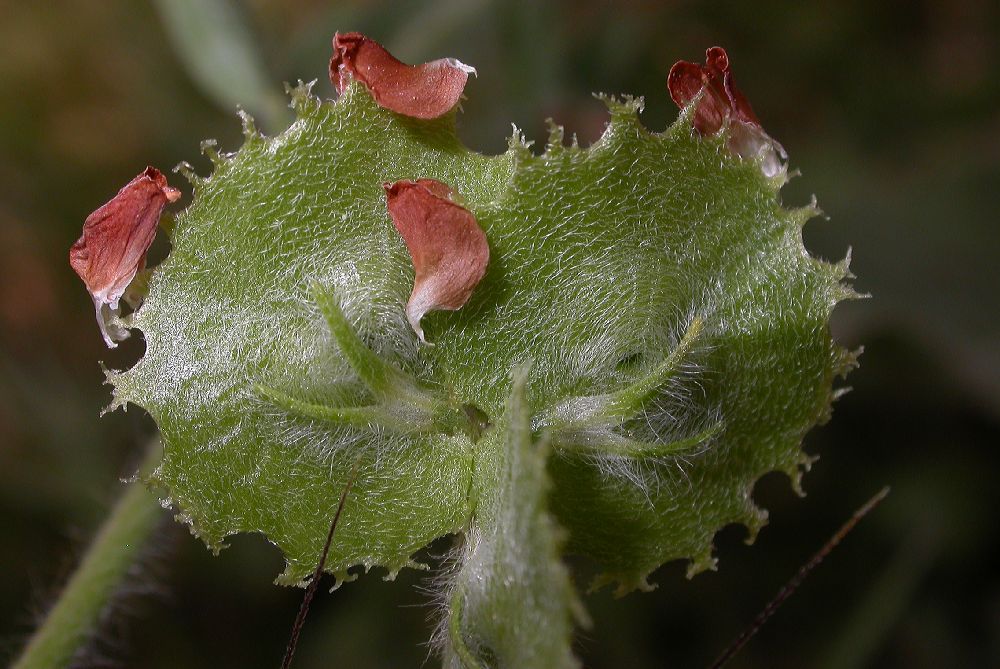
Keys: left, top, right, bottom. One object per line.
{"left": 448, "top": 585, "right": 485, "bottom": 669}
{"left": 12, "top": 442, "right": 163, "bottom": 669}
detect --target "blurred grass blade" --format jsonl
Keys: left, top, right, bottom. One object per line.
{"left": 819, "top": 523, "right": 939, "bottom": 669}
{"left": 153, "top": 0, "right": 290, "bottom": 130}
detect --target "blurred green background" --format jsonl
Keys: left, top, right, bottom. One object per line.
{"left": 1, "top": 1, "right": 998, "bottom": 667}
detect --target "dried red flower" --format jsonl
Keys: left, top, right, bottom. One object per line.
{"left": 70, "top": 166, "right": 180, "bottom": 347}
{"left": 384, "top": 179, "right": 489, "bottom": 343}
{"left": 668, "top": 47, "right": 786, "bottom": 176}
{"left": 330, "top": 32, "right": 474, "bottom": 119}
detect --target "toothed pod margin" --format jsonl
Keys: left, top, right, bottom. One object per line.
{"left": 96, "top": 42, "right": 856, "bottom": 667}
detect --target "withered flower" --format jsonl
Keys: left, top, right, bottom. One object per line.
{"left": 384, "top": 179, "right": 489, "bottom": 343}
{"left": 330, "top": 32, "right": 475, "bottom": 119}
{"left": 668, "top": 46, "right": 787, "bottom": 177}
{"left": 69, "top": 166, "right": 180, "bottom": 347}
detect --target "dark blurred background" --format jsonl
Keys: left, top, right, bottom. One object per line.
{"left": 1, "top": 1, "right": 998, "bottom": 667}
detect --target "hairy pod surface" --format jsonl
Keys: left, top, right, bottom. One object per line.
{"left": 108, "top": 77, "right": 855, "bottom": 663}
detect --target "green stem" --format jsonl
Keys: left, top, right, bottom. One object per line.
{"left": 12, "top": 443, "right": 164, "bottom": 669}
{"left": 448, "top": 585, "right": 485, "bottom": 669}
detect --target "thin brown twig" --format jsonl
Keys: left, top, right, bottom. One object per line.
{"left": 707, "top": 486, "right": 890, "bottom": 669}
{"left": 280, "top": 457, "right": 362, "bottom": 669}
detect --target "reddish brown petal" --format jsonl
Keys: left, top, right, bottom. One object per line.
{"left": 70, "top": 166, "right": 180, "bottom": 347}
{"left": 330, "top": 32, "right": 474, "bottom": 119}
{"left": 704, "top": 46, "right": 762, "bottom": 127}
{"left": 667, "top": 60, "right": 727, "bottom": 135}
{"left": 384, "top": 179, "right": 488, "bottom": 343}
{"left": 667, "top": 47, "right": 786, "bottom": 176}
